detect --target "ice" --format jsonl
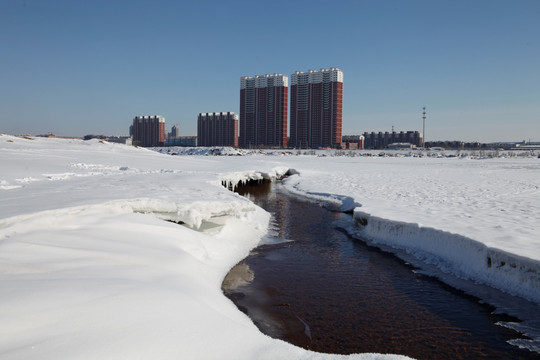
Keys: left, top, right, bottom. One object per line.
{"left": 219, "top": 167, "right": 291, "bottom": 191}
{"left": 284, "top": 173, "right": 359, "bottom": 212}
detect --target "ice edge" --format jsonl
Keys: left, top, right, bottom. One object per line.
{"left": 352, "top": 210, "right": 540, "bottom": 304}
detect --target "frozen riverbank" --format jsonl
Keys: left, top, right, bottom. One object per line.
{"left": 225, "top": 181, "right": 539, "bottom": 358}
{"left": 1, "top": 135, "right": 539, "bottom": 358}
{"left": 219, "top": 159, "right": 540, "bottom": 353}
{"left": 0, "top": 135, "right": 411, "bottom": 360}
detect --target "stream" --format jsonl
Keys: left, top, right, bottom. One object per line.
{"left": 222, "top": 180, "right": 537, "bottom": 359}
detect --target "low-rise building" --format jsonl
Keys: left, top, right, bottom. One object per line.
{"left": 363, "top": 130, "right": 422, "bottom": 149}
{"left": 341, "top": 135, "right": 365, "bottom": 149}
{"left": 165, "top": 136, "right": 197, "bottom": 147}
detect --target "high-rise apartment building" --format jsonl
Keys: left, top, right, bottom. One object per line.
{"left": 240, "top": 74, "right": 288, "bottom": 148}
{"left": 197, "top": 112, "right": 238, "bottom": 147}
{"left": 131, "top": 115, "right": 166, "bottom": 147}
{"left": 290, "top": 68, "right": 343, "bottom": 148}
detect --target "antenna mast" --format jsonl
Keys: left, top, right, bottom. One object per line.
{"left": 422, "top": 107, "right": 426, "bottom": 147}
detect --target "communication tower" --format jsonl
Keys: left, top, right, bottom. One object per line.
{"left": 422, "top": 107, "right": 426, "bottom": 147}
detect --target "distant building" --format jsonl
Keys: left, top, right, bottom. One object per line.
{"left": 165, "top": 124, "right": 196, "bottom": 146}
{"left": 165, "top": 136, "right": 197, "bottom": 147}
{"left": 363, "top": 131, "right": 422, "bottom": 149}
{"left": 168, "top": 125, "right": 180, "bottom": 139}
{"left": 515, "top": 141, "right": 540, "bottom": 150}
{"left": 240, "top": 73, "right": 288, "bottom": 148}
{"left": 341, "top": 135, "right": 364, "bottom": 150}
{"left": 107, "top": 136, "right": 132, "bottom": 145}
{"left": 197, "top": 112, "right": 238, "bottom": 147}
{"left": 290, "top": 68, "right": 343, "bottom": 149}
{"left": 131, "top": 115, "right": 166, "bottom": 147}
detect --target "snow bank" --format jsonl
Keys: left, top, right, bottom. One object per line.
{"left": 352, "top": 210, "right": 540, "bottom": 303}
{"left": 283, "top": 172, "right": 359, "bottom": 212}
{"left": 2, "top": 134, "right": 539, "bottom": 358}
{"left": 0, "top": 135, "right": 409, "bottom": 360}
{"left": 0, "top": 202, "right": 284, "bottom": 360}
{"left": 219, "top": 166, "right": 292, "bottom": 191}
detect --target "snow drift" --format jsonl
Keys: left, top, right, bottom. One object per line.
{"left": 0, "top": 135, "right": 410, "bottom": 360}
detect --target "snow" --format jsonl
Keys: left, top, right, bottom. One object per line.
{"left": 1, "top": 136, "right": 539, "bottom": 358}
{"left": 0, "top": 135, "right": 410, "bottom": 360}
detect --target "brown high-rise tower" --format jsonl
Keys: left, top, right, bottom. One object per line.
{"left": 197, "top": 112, "right": 238, "bottom": 147}
{"left": 131, "top": 115, "right": 166, "bottom": 147}
{"left": 290, "top": 68, "right": 343, "bottom": 149}
{"left": 239, "top": 74, "right": 288, "bottom": 148}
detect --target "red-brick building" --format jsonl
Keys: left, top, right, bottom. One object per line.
{"left": 197, "top": 112, "right": 238, "bottom": 147}
{"left": 290, "top": 68, "right": 343, "bottom": 149}
{"left": 240, "top": 74, "right": 288, "bottom": 148}
{"left": 131, "top": 115, "right": 166, "bottom": 147}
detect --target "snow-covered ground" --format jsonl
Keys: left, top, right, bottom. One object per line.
{"left": 0, "top": 135, "right": 411, "bottom": 360}
{"left": 1, "top": 135, "right": 539, "bottom": 358}
{"left": 156, "top": 145, "right": 539, "bottom": 160}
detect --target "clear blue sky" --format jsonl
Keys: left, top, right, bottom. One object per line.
{"left": 1, "top": 0, "right": 539, "bottom": 142}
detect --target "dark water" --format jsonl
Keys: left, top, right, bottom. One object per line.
{"left": 222, "top": 181, "right": 537, "bottom": 359}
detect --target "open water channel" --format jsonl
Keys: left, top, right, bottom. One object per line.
{"left": 222, "top": 180, "right": 537, "bottom": 359}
